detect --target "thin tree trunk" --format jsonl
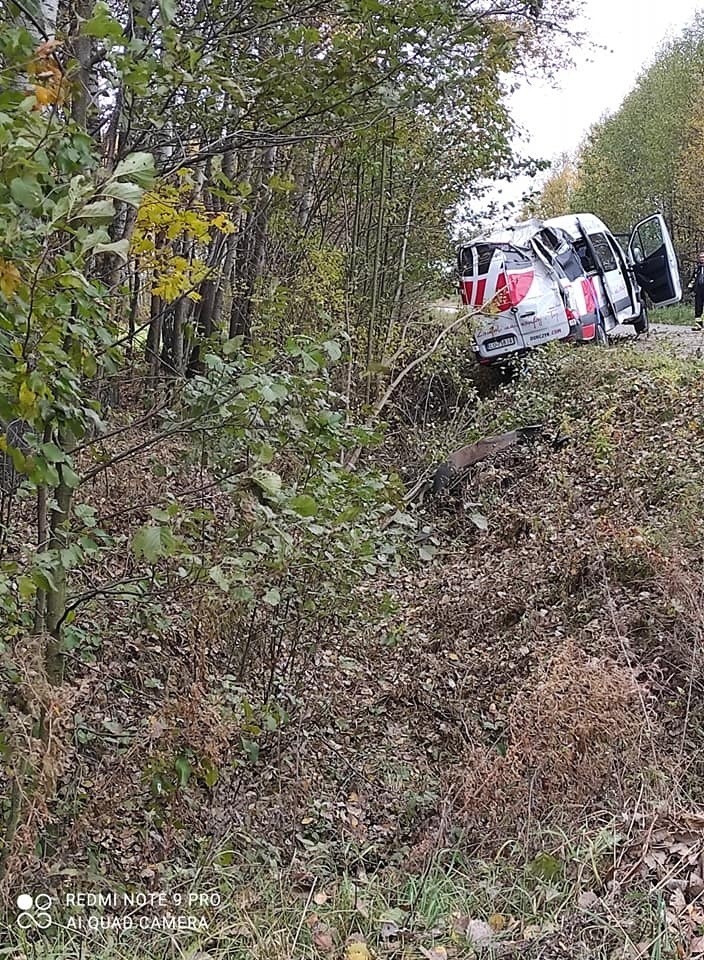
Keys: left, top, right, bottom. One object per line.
{"left": 365, "top": 140, "right": 386, "bottom": 402}
{"left": 229, "top": 145, "right": 276, "bottom": 341}
{"left": 383, "top": 182, "right": 416, "bottom": 361}
{"left": 44, "top": 465, "right": 74, "bottom": 683}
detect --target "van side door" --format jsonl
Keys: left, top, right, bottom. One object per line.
{"left": 628, "top": 214, "right": 682, "bottom": 306}
{"left": 588, "top": 231, "right": 634, "bottom": 325}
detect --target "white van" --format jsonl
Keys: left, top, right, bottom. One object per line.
{"left": 458, "top": 213, "right": 681, "bottom": 363}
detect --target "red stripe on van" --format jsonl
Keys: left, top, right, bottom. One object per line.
{"left": 507, "top": 270, "right": 533, "bottom": 306}
{"left": 582, "top": 277, "right": 596, "bottom": 313}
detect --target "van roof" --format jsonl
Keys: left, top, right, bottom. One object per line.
{"left": 461, "top": 212, "right": 611, "bottom": 252}
{"left": 467, "top": 218, "right": 542, "bottom": 248}
{"left": 544, "top": 213, "right": 609, "bottom": 238}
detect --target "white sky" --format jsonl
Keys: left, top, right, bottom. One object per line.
{"left": 487, "top": 0, "right": 704, "bottom": 221}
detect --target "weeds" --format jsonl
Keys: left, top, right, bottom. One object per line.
{"left": 4, "top": 339, "right": 704, "bottom": 959}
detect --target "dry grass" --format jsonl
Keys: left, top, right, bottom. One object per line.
{"left": 458, "top": 643, "right": 644, "bottom": 843}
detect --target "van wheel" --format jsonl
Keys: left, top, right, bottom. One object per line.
{"left": 633, "top": 305, "right": 649, "bottom": 335}
{"left": 595, "top": 321, "right": 608, "bottom": 347}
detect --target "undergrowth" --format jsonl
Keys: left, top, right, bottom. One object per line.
{"left": 4, "top": 338, "right": 704, "bottom": 959}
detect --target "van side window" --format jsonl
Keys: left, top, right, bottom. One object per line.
{"left": 459, "top": 244, "right": 493, "bottom": 273}
{"left": 554, "top": 246, "right": 584, "bottom": 281}
{"left": 631, "top": 219, "right": 664, "bottom": 260}
{"left": 574, "top": 239, "right": 595, "bottom": 273}
{"left": 590, "top": 233, "right": 618, "bottom": 271}
{"left": 458, "top": 243, "right": 530, "bottom": 274}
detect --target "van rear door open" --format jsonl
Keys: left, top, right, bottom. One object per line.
{"left": 628, "top": 214, "right": 682, "bottom": 306}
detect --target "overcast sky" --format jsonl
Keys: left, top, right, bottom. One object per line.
{"left": 486, "top": 0, "right": 704, "bottom": 221}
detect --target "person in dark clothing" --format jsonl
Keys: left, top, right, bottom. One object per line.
{"left": 688, "top": 251, "right": 704, "bottom": 329}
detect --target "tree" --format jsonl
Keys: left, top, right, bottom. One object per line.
{"left": 526, "top": 152, "right": 578, "bottom": 218}
{"left": 570, "top": 14, "right": 704, "bottom": 237}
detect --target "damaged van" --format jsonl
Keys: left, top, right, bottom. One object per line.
{"left": 458, "top": 212, "right": 681, "bottom": 363}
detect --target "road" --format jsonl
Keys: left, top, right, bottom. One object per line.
{"left": 611, "top": 321, "right": 704, "bottom": 357}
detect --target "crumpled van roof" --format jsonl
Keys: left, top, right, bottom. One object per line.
{"left": 469, "top": 213, "right": 610, "bottom": 250}
{"left": 473, "top": 218, "right": 544, "bottom": 248}
{"left": 544, "top": 213, "right": 609, "bottom": 239}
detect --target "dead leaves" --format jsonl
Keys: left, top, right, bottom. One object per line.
{"left": 306, "top": 913, "right": 336, "bottom": 954}
{"left": 620, "top": 810, "right": 704, "bottom": 957}
{"left": 0, "top": 258, "right": 21, "bottom": 299}
{"left": 26, "top": 40, "right": 66, "bottom": 109}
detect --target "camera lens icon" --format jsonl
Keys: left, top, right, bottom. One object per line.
{"left": 16, "top": 893, "right": 53, "bottom": 929}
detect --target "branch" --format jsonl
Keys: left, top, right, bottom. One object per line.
{"left": 344, "top": 311, "right": 470, "bottom": 470}
{"left": 372, "top": 312, "right": 467, "bottom": 419}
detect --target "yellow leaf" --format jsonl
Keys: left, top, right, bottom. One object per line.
{"left": 419, "top": 947, "right": 447, "bottom": 960}
{"left": 0, "top": 258, "right": 22, "bottom": 298}
{"left": 212, "top": 212, "right": 236, "bottom": 234}
{"left": 32, "top": 84, "right": 56, "bottom": 106}
{"left": 18, "top": 381, "right": 36, "bottom": 417}
{"left": 345, "top": 937, "right": 371, "bottom": 960}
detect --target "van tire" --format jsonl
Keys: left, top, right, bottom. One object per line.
{"left": 633, "top": 304, "right": 649, "bottom": 335}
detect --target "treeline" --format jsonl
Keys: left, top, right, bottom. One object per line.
{"left": 530, "top": 13, "right": 704, "bottom": 265}
{"left": 6, "top": 0, "right": 570, "bottom": 387}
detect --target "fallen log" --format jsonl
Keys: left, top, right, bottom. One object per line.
{"left": 405, "top": 424, "right": 545, "bottom": 502}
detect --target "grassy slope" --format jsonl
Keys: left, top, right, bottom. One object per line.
{"left": 653, "top": 302, "right": 697, "bottom": 326}
{"left": 6, "top": 339, "right": 704, "bottom": 959}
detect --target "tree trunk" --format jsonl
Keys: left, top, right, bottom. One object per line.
{"left": 229, "top": 145, "right": 276, "bottom": 341}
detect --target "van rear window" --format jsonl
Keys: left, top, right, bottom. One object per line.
{"left": 458, "top": 243, "right": 531, "bottom": 275}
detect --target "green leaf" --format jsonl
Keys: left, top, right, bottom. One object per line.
{"left": 289, "top": 494, "right": 317, "bottom": 517}
{"left": 158, "top": 0, "right": 177, "bottom": 26}
{"left": 18, "top": 576, "right": 36, "bottom": 600}
{"left": 256, "top": 442, "right": 274, "bottom": 465}
{"left": 208, "top": 565, "right": 230, "bottom": 592}
{"left": 527, "top": 852, "right": 563, "bottom": 881}
{"left": 112, "top": 152, "right": 156, "bottom": 187}
{"left": 61, "top": 464, "right": 80, "bottom": 489}
{"left": 41, "top": 442, "right": 66, "bottom": 463}
{"left": 241, "top": 738, "right": 260, "bottom": 763}
{"left": 174, "top": 755, "right": 192, "bottom": 788}
{"left": 132, "top": 524, "right": 176, "bottom": 563}
{"left": 263, "top": 587, "right": 281, "bottom": 606}
{"left": 92, "top": 238, "right": 130, "bottom": 261}
{"left": 468, "top": 511, "right": 488, "bottom": 532}
{"left": 323, "top": 339, "right": 342, "bottom": 362}
{"left": 102, "top": 718, "right": 125, "bottom": 736}
{"left": 251, "top": 469, "right": 281, "bottom": 498}
{"left": 83, "top": 2, "right": 124, "bottom": 40}
{"left": 222, "top": 336, "right": 243, "bottom": 356}
{"left": 201, "top": 758, "right": 219, "bottom": 788}
{"left": 102, "top": 180, "right": 143, "bottom": 207}
{"left": 419, "top": 544, "right": 437, "bottom": 561}
{"left": 75, "top": 199, "right": 116, "bottom": 221}
{"left": 10, "top": 177, "right": 42, "bottom": 209}
{"left": 389, "top": 510, "right": 416, "bottom": 528}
